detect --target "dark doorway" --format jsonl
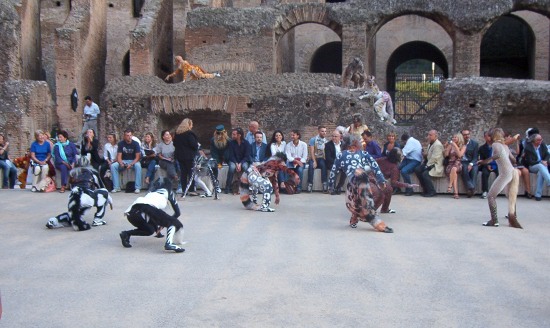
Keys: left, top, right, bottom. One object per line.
{"left": 310, "top": 41, "right": 342, "bottom": 74}
{"left": 480, "top": 15, "right": 534, "bottom": 79}
{"left": 123, "top": 51, "right": 130, "bottom": 76}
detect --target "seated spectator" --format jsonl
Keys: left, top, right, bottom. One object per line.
{"left": 346, "top": 113, "right": 369, "bottom": 142}
{"left": 444, "top": 133, "right": 466, "bottom": 199}
{"left": 156, "top": 130, "right": 178, "bottom": 187}
{"left": 29, "top": 130, "right": 52, "bottom": 192}
{"left": 460, "top": 129, "right": 479, "bottom": 198}
{"left": 362, "top": 130, "right": 382, "bottom": 158}
{"left": 80, "top": 129, "right": 102, "bottom": 170}
{"left": 505, "top": 132, "right": 532, "bottom": 198}
{"left": 326, "top": 129, "right": 346, "bottom": 195}
{"left": 265, "top": 130, "right": 287, "bottom": 190}
{"left": 225, "top": 127, "right": 251, "bottom": 194}
{"left": 100, "top": 133, "right": 118, "bottom": 181}
{"left": 210, "top": 125, "right": 229, "bottom": 179}
{"left": 374, "top": 148, "right": 418, "bottom": 213}
{"left": 53, "top": 130, "right": 78, "bottom": 193}
{"left": 141, "top": 132, "right": 157, "bottom": 186}
{"left": 250, "top": 131, "right": 268, "bottom": 166}
{"left": 307, "top": 126, "right": 328, "bottom": 193}
{"left": 414, "top": 130, "right": 445, "bottom": 197}
{"left": 111, "top": 129, "right": 142, "bottom": 193}
{"left": 477, "top": 131, "right": 498, "bottom": 199}
{"left": 285, "top": 130, "right": 308, "bottom": 194}
{"left": 382, "top": 132, "right": 401, "bottom": 157}
{"left": 399, "top": 133, "right": 423, "bottom": 196}
{"left": 0, "top": 134, "right": 17, "bottom": 189}
{"left": 523, "top": 133, "right": 550, "bottom": 201}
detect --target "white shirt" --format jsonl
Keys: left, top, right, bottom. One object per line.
{"left": 270, "top": 141, "right": 286, "bottom": 156}
{"left": 103, "top": 143, "right": 118, "bottom": 161}
{"left": 402, "top": 136, "right": 423, "bottom": 162}
{"left": 125, "top": 189, "right": 170, "bottom": 214}
{"left": 285, "top": 140, "right": 308, "bottom": 165}
{"left": 335, "top": 142, "right": 342, "bottom": 156}
{"left": 83, "top": 102, "right": 100, "bottom": 119}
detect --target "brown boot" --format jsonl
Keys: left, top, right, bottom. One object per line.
{"left": 507, "top": 213, "right": 523, "bottom": 229}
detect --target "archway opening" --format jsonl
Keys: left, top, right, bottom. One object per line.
{"left": 122, "top": 51, "right": 130, "bottom": 76}
{"left": 480, "top": 15, "right": 535, "bottom": 79}
{"left": 310, "top": 41, "right": 342, "bottom": 74}
{"left": 276, "top": 23, "right": 341, "bottom": 73}
{"left": 386, "top": 41, "right": 448, "bottom": 124}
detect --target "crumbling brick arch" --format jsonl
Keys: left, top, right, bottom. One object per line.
{"left": 274, "top": 4, "right": 342, "bottom": 73}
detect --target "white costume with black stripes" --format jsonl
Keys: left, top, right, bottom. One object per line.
{"left": 239, "top": 166, "right": 275, "bottom": 212}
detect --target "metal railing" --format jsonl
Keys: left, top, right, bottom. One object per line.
{"left": 392, "top": 73, "right": 444, "bottom": 124}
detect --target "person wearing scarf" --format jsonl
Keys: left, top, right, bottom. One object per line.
{"left": 54, "top": 130, "right": 78, "bottom": 192}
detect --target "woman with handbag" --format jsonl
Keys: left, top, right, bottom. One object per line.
{"left": 54, "top": 130, "right": 78, "bottom": 193}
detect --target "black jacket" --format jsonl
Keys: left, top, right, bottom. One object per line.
{"left": 174, "top": 130, "right": 199, "bottom": 162}
{"left": 523, "top": 142, "right": 550, "bottom": 168}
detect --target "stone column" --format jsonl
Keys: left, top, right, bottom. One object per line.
{"left": 341, "top": 23, "right": 367, "bottom": 80}
{"left": 453, "top": 30, "right": 482, "bottom": 78}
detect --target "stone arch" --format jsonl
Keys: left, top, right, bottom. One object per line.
{"left": 481, "top": 14, "right": 535, "bottom": 79}
{"left": 274, "top": 4, "right": 342, "bottom": 73}
{"left": 310, "top": 41, "right": 342, "bottom": 74}
{"left": 373, "top": 14, "right": 453, "bottom": 90}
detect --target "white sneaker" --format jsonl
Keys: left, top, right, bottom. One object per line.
{"left": 134, "top": 189, "right": 140, "bottom": 194}
{"left": 92, "top": 219, "right": 107, "bottom": 226}
{"left": 111, "top": 188, "right": 121, "bottom": 193}
{"left": 481, "top": 191, "right": 487, "bottom": 199}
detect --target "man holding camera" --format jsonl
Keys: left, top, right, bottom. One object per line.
{"left": 414, "top": 130, "right": 445, "bottom": 197}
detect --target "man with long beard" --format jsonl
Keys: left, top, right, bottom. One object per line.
{"left": 210, "top": 125, "right": 229, "bottom": 180}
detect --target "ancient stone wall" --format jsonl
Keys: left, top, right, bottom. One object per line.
{"left": 55, "top": 0, "right": 107, "bottom": 140}
{"left": 0, "top": 81, "right": 55, "bottom": 158}
{"left": 410, "top": 78, "right": 550, "bottom": 144}
{"left": 0, "top": 2, "right": 22, "bottom": 81}
{"left": 14, "top": 0, "right": 42, "bottom": 81}
{"left": 105, "top": 1, "right": 139, "bottom": 82}
{"left": 130, "top": 0, "right": 173, "bottom": 78}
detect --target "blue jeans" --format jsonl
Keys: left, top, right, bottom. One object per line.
{"left": 288, "top": 164, "right": 304, "bottom": 191}
{"left": 307, "top": 158, "right": 327, "bottom": 185}
{"left": 529, "top": 163, "right": 550, "bottom": 197}
{"left": 226, "top": 162, "right": 249, "bottom": 192}
{"left": 0, "top": 159, "right": 17, "bottom": 188}
{"left": 145, "top": 159, "right": 157, "bottom": 182}
{"left": 461, "top": 161, "right": 479, "bottom": 191}
{"left": 111, "top": 160, "right": 142, "bottom": 190}
{"left": 399, "top": 158, "right": 421, "bottom": 192}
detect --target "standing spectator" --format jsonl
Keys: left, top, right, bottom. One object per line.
{"left": 29, "top": 130, "right": 52, "bottom": 192}
{"left": 210, "top": 125, "right": 229, "bottom": 179}
{"left": 0, "top": 134, "right": 17, "bottom": 189}
{"left": 141, "top": 132, "right": 157, "bottom": 186}
{"left": 460, "top": 129, "right": 479, "bottom": 198}
{"left": 80, "top": 129, "right": 102, "bottom": 170}
{"left": 78, "top": 96, "right": 100, "bottom": 144}
{"left": 285, "top": 130, "right": 308, "bottom": 194}
{"left": 244, "top": 121, "right": 266, "bottom": 145}
{"left": 326, "top": 129, "right": 346, "bottom": 195}
{"left": 414, "top": 130, "right": 445, "bottom": 197}
{"left": 307, "top": 126, "right": 328, "bottom": 193}
{"left": 174, "top": 118, "right": 199, "bottom": 196}
{"left": 477, "top": 131, "right": 498, "bottom": 199}
{"left": 444, "top": 133, "right": 466, "bottom": 199}
{"left": 399, "top": 133, "right": 423, "bottom": 196}
{"left": 225, "top": 127, "right": 251, "bottom": 194}
{"left": 111, "top": 129, "right": 142, "bottom": 193}
{"left": 362, "top": 130, "right": 382, "bottom": 158}
{"left": 53, "top": 130, "right": 78, "bottom": 193}
{"left": 523, "top": 134, "right": 550, "bottom": 201}
{"left": 382, "top": 132, "right": 401, "bottom": 157}
{"left": 156, "top": 130, "right": 178, "bottom": 186}
{"left": 346, "top": 113, "right": 369, "bottom": 141}
{"left": 250, "top": 131, "right": 268, "bottom": 165}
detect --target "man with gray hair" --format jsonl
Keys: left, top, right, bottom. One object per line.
{"left": 414, "top": 130, "right": 445, "bottom": 197}
{"left": 244, "top": 121, "right": 266, "bottom": 145}
{"left": 523, "top": 133, "right": 550, "bottom": 201}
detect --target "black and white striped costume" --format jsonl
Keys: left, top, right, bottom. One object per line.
{"left": 46, "top": 165, "right": 112, "bottom": 231}
{"left": 120, "top": 178, "right": 185, "bottom": 252}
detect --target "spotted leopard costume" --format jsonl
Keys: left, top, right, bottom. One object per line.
{"left": 328, "top": 150, "right": 393, "bottom": 233}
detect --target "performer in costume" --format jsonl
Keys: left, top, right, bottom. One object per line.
{"left": 256, "top": 152, "right": 300, "bottom": 206}
{"left": 480, "top": 128, "right": 523, "bottom": 228}
{"left": 165, "top": 56, "right": 220, "bottom": 82}
{"left": 46, "top": 157, "right": 112, "bottom": 231}
{"left": 119, "top": 177, "right": 186, "bottom": 252}
{"left": 188, "top": 154, "right": 222, "bottom": 199}
{"left": 328, "top": 135, "right": 392, "bottom": 233}
{"left": 239, "top": 165, "right": 276, "bottom": 213}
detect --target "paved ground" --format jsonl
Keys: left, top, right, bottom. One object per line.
{"left": 0, "top": 189, "right": 549, "bottom": 327}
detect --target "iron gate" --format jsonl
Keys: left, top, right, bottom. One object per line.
{"left": 391, "top": 73, "right": 444, "bottom": 124}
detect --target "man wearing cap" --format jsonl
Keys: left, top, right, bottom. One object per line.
{"left": 210, "top": 125, "right": 230, "bottom": 179}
